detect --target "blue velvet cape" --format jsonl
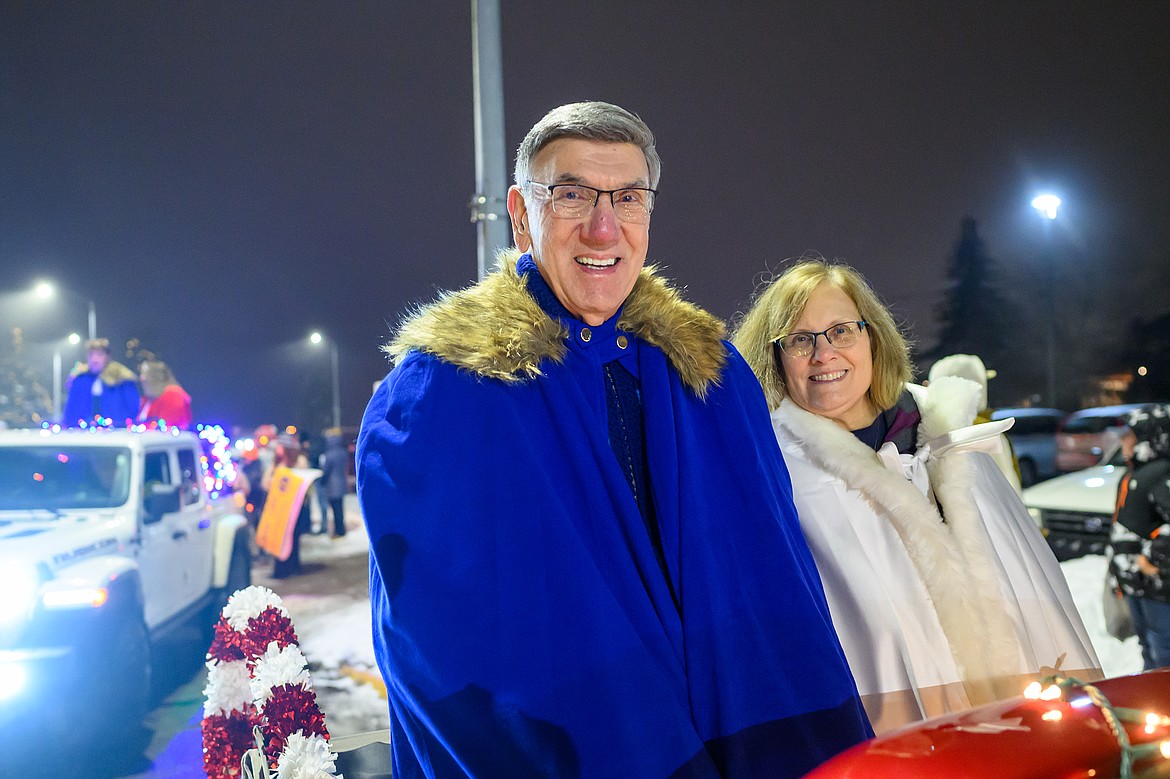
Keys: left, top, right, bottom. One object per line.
{"left": 357, "top": 260, "right": 872, "bottom": 778}
{"left": 62, "top": 371, "right": 140, "bottom": 428}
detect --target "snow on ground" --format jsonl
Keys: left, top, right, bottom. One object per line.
{"left": 285, "top": 499, "right": 1145, "bottom": 740}
{"left": 278, "top": 504, "right": 389, "bottom": 738}
{"left": 1058, "top": 553, "right": 1143, "bottom": 678}
{"left": 294, "top": 595, "right": 387, "bottom": 739}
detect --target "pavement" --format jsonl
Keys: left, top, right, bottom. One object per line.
{"left": 105, "top": 494, "right": 382, "bottom": 779}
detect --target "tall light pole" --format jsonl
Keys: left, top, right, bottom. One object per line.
{"left": 470, "top": 0, "right": 509, "bottom": 281}
{"left": 52, "top": 333, "right": 83, "bottom": 421}
{"left": 1031, "top": 193, "right": 1061, "bottom": 407}
{"left": 310, "top": 332, "right": 342, "bottom": 429}
{"left": 34, "top": 281, "right": 96, "bottom": 342}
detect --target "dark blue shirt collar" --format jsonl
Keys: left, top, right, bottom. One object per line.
{"left": 517, "top": 252, "right": 638, "bottom": 375}
{"left": 518, "top": 252, "right": 624, "bottom": 329}
{"left": 519, "top": 253, "right": 573, "bottom": 322}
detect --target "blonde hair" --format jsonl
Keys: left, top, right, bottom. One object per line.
{"left": 732, "top": 259, "right": 912, "bottom": 412}
{"left": 139, "top": 360, "right": 176, "bottom": 386}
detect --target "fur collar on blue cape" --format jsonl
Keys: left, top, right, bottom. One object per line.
{"left": 385, "top": 249, "right": 727, "bottom": 398}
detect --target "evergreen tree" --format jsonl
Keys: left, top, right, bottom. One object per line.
{"left": 927, "top": 217, "right": 1031, "bottom": 405}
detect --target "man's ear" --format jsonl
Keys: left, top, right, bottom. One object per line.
{"left": 507, "top": 185, "right": 532, "bottom": 253}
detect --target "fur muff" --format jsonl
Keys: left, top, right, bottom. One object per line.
{"left": 386, "top": 249, "right": 728, "bottom": 398}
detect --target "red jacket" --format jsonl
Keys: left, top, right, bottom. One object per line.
{"left": 139, "top": 384, "right": 192, "bottom": 429}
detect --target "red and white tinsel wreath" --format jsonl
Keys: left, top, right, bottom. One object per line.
{"left": 202, "top": 585, "right": 340, "bottom": 779}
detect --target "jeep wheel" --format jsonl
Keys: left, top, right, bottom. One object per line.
{"left": 66, "top": 609, "right": 152, "bottom": 759}
{"left": 103, "top": 611, "right": 153, "bottom": 724}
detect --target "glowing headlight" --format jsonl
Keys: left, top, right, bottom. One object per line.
{"left": 0, "top": 664, "right": 28, "bottom": 701}
{"left": 0, "top": 562, "right": 42, "bottom": 625}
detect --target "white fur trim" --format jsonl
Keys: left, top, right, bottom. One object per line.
{"left": 773, "top": 383, "right": 1026, "bottom": 697}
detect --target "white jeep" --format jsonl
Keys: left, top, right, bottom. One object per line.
{"left": 0, "top": 427, "right": 251, "bottom": 751}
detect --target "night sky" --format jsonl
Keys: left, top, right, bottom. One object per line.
{"left": 3, "top": 2, "right": 1168, "bottom": 431}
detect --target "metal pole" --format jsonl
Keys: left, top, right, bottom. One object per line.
{"left": 87, "top": 300, "right": 96, "bottom": 342}
{"left": 53, "top": 349, "right": 63, "bottom": 421}
{"left": 471, "top": 0, "right": 509, "bottom": 281}
{"left": 330, "top": 342, "right": 341, "bottom": 429}
{"left": 1043, "top": 221, "right": 1058, "bottom": 407}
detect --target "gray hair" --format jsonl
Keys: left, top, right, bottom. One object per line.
{"left": 513, "top": 101, "right": 661, "bottom": 189}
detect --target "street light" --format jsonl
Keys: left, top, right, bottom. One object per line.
{"left": 309, "top": 332, "right": 341, "bottom": 429}
{"left": 1031, "top": 193, "right": 1061, "bottom": 406}
{"left": 34, "top": 281, "right": 96, "bottom": 342}
{"left": 1031, "top": 194, "right": 1061, "bottom": 220}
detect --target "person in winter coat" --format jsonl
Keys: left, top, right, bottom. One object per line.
{"left": 137, "top": 360, "right": 192, "bottom": 429}
{"left": 318, "top": 428, "right": 348, "bottom": 537}
{"left": 357, "top": 101, "right": 872, "bottom": 778}
{"left": 732, "top": 258, "right": 1100, "bottom": 736}
{"left": 1109, "top": 403, "right": 1170, "bottom": 669}
{"left": 62, "top": 338, "right": 140, "bottom": 428}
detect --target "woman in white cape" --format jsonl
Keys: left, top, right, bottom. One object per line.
{"left": 732, "top": 259, "right": 1100, "bottom": 735}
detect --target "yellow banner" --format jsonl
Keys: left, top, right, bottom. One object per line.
{"left": 256, "top": 467, "right": 320, "bottom": 560}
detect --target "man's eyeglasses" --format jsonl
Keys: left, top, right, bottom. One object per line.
{"left": 773, "top": 320, "right": 868, "bottom": 358}
{"left": 526, "top": 182, "right": 657, "bottom": 224}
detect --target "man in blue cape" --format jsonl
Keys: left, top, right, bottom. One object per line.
{"left": 62, "top": 337, "right": 140, "bottom": 428}
{"left": 357, "top": 101, "right": 872, "bottom": 778}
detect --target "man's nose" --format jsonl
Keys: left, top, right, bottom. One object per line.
{"left": 582, "top": 195, "right": 619, "bottom": 242}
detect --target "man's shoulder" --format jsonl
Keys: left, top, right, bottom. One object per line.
{"left": 67, "top": 371, "right": 96, "bottom": 388}
{"left": 375, "top": 349, "right": 529, "bottom": 416}
{"left": 386, "top": 261, "right": 565, "bottom": 385}
{"left": 101, "top": 361, "right": 139, "bottom": 387}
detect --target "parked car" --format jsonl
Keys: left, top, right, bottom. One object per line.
{"left": 1022, "top": 445, "right": 1124, "bottom": 560}
{"left": 1054, "top": 403, "right": 1146, "bottom": 473}
{"left": 990, "top": 407, "right": 1065, "bottom": 487}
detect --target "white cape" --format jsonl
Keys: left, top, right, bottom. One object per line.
{"left": 772, "top": 377, "right": 1100, "bottom": 734}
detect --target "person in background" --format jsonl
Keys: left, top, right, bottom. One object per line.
{"left": 62, "top": 338, "right": 139, "bottom": 428}
{"left": 357, "top": 101, "right": 871, "bottom": 777}
{"left": 238, "top": 444, "right": 267, "bottom": 532}
{"left": 137, "top": 360, "right": 192, "bottom": 429}
{"left": 732, "top": 258, "right": 1100, "bottom": 735}
{"left": 1109, "top": 404, "right": 1170, "bottom": 669}
{"left": 927, "top": 353, "right": 1021, "bottom": 493}
{"left": 240, "top": 428, "right": 276, "bottom": 551}
{"left": 264, "top": 434, "right": 311, "bottom": 579}
{"left": 318, "top": 427, "right": 348, "bottom": 538}
{"left": 299, "top": 434, "right": 328, "bottom": 534}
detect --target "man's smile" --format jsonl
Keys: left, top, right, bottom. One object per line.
{"left": 575, "top": 256, "right": 619, "bottom": 268}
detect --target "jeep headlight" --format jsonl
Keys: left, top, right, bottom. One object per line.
{"left": 0, "top": 562, "right": 42, "bottom": 626}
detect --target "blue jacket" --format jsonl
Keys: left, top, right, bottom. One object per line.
{"left": 357, "top": 253, "right": 871, "bottom": 778}
{"left": 63, "top": 361, "right": 140, "bottom": 428}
